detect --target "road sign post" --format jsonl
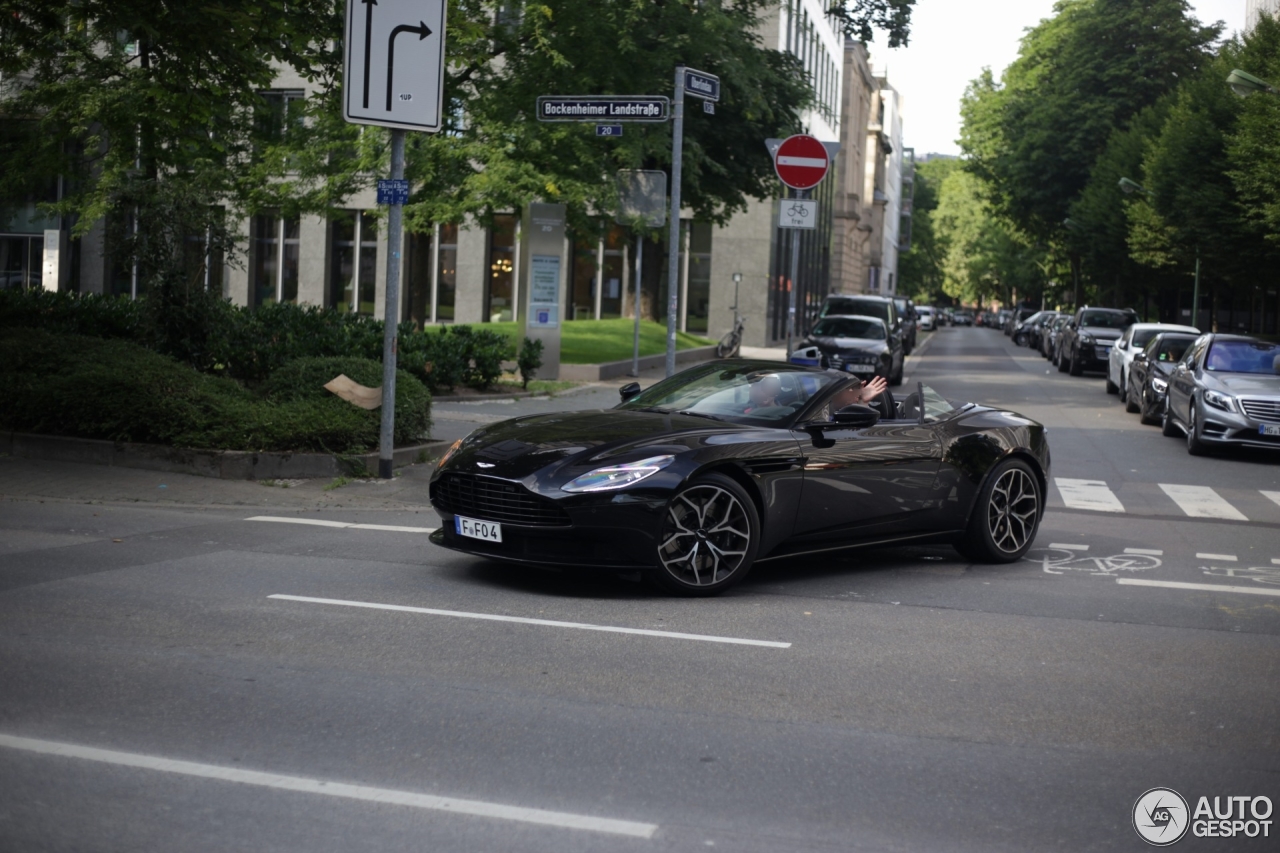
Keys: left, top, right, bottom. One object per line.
{"left": 618, "top": 170, "right": 668, "bottom": 377}
{"left": 770, "top": 134, "right": 830, "bottom": 360}
{"left": 343, "top": 0, "right": 447, "bottom": 477}
{"left": 666, "top": 67, "right": 719, "bottom": 376}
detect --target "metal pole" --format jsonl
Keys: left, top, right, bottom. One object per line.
{"left": 632, "top": 233, "right": 643, "bottom": 377}
{"left": 378, "top": 128, "right": 406, "bottom": 479}
{"left": 665, "top": 66, "right": 685, "bottom": 377}
{"left": 785, "top": 190, "right": 802, "bottom": 359}
{"left": 1192, "top": 245, "right": 1201, "bottom": 331}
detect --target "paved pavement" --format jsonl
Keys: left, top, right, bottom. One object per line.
{"left": 1, "top": 327, "right": 1277, "bottom": 852}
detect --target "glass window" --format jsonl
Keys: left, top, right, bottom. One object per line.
{"left": 1204, "top": 340, "right": 1280, "bottom": 375}
{"left": 569, "top": 233, "right": 598, "bottom": 321}
{"left": 1155, "top": 335, "right": 1195, "bottom": 363}
{"left": 436, "top": 223, "right": 457, "bottom": 321}
{"left": 329, "top": 214, "right": 356, "bottom": 312}
{"left": 358, "top": 211, "right": 377, "bottom": 316}
{"left": 1131, "top": 327, "right": 1161, "bottom": 348}
{"left": 686, "top": 222, "right": 712, "bottom": 334}
{"left": 406, "top": 229, "right": 433, "bottom": 328}
{"left": 811, "top": 317, "right": 887, "bottom": 339}
{"left": 619, "top": 363, "right": 840, "bottom": 425}
{"left": 1079, "top": 310, "right": 1135, "bottom": 329}
{"left": 486, "top": 214, "right": 516, "bottom": 321}
{"left": 600, "top": 225, "right": 626, "bottom": 320}
{"left": 251, "top": 211, "right": 300, "bottom": 307}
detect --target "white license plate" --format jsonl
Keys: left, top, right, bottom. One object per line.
{"left": 456, "top": 516, "right": 502, "bottom": 542}
{"left": 844, "top": 363, "right": 875, "bottom": 374}
{"left": 1261, "top": 424, "right": 1280, "bottom": 437}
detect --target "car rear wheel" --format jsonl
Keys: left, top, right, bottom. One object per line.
{"left": 651, "top": 473, "right": 759, "bottom": 596}
{"left": 956, "top": 459, "right": 1041, "bottom": 564}
{"left": 1056, "top": 348, "right": 1069, "bottom": 373}
{"left": 1124, "top": 379, "right": 1141, "bottom": 413}
{"left": 1186, "top": 404, "right": 1210, "bottom": 456}
{"left": 1161, "top": 407, "right": 1181, "bottom": 437}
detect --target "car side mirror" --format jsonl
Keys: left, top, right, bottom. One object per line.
{"left": 832, "top": 404, "right": 880, "bottom": 428}
{"left": 619, "top": 382, "right": 641, "bottom": 402}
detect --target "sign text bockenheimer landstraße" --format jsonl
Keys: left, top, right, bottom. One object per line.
{"left": 537, "top": 97, "right": 670, "bottom": 122}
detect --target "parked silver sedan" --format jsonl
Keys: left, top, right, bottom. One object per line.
{"left": 1162, "top": 334, "right": 1280, "bottom": 455}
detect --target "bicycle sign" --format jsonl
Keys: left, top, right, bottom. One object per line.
{"left": 1023, "top": 546, "right": 1162, "bottom": 576}
{"left": 778, "top": 198, "right": 816, "bottom": 229}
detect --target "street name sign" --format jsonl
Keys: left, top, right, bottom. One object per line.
{"left": 773, "top": 134, "right": 829, "bottom": 190}
{"left": 376, "top": 179, "right": 410, "bottom": 205}
{"left": 778, "top": 199, "right": 817, "bottom": 229}
{"left": 343, "top": 0, "right": 447, "bottom": 132}
{"left": 536, "top": 96, "right": 669, "bottom": 122}
{"left": 683, "top": 69, "right": 720, "bottom": 102}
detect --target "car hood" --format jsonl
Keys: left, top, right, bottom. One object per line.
{"left": 1203, "top": 372, "right": 1280, "bottom": 396}
{"left": 804, "top": 335, "right": 888, "bottom": 354}
{"left": 1079, "top": 327, "right": 1124, "bottom": 341}
{"left": 441, "top": 409, "right": 733, "bottom": 481}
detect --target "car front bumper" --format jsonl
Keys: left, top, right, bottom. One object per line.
{"left": 1197, "top": 401, "right": 1280, "bottom": 451}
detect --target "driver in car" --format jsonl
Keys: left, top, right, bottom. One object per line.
{"left": 742, "top": 373, "right": 888, "bottom": 416}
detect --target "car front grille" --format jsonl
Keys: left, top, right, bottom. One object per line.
{"left": 1240, "top": 398, "right": 1280, "bottom": 424}
{"left": 431, "top": 473, "right": 571, "bottom": 527}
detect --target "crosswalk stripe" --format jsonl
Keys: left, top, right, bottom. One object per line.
{"left": 1054, "top": 479, "right": 1125, "bottom": 513}
{"left": 1263, "top": 491, "right": 1280, "bottom": 510}
{"left": 1157, "top": 484, "right": 1248, "bottom": 521}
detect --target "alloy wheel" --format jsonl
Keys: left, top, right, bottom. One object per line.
{"left": 659, "top": 485, "right": 752, "bottom": 586}
{"left": 986, "top": 467, "right": 1039, "bottom": 554}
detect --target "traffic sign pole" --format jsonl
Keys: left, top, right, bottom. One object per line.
{"left": 379, "top": 129, "right": 406, "bottom": 479}
{"left": 665, "top": 66, "right": 685, "bottom": 378}
{"left": 786, "top": 188, "right": 805, "bottom": 360}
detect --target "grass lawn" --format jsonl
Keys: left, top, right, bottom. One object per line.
{"left": 430, "top": 318, "right": 714, "bottom": 364}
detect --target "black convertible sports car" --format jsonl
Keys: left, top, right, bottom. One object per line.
{"left": 429, "top": 360, "right": 1051, "bottom": 596}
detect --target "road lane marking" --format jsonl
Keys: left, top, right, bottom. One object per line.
{"left": 1054, "top": 479, "right": 1125, "bottom": 513}
{"left": 0, "top": 734, "right": 657, "bottom": 838}
{"left": 1263, "top": 491, "right": 1280, "bottom": 510}
{"left": 269, "top": 595, "right": 792, "bottom": 649}
{"left": 1273, "top": 558, "right": 1280, "bottom": 566}
{"left": 1196, "top": 553, "right": 1237, "bottom": 562}
{"left": 1049, "top": 543, "right": 1090, "bottom": 551}
{"left": 247, "top": 516, "right": 436, "bottom": 534}
{"left": 1157, "top": 484, "right": 1248, "bottom": 521}
{"left": 1124, "top": 548, "right": 1163, "bottom": 556}
{"left": 1116, "top": 579, "right": 1280, "bottom": 598}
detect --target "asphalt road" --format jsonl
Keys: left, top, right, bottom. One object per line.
{"left": 1, "top": 326, "right": 1277, "bottom": 852}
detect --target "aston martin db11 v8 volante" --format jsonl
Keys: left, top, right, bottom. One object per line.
{"left": 429, "top": 361, "right": 1051, "bottom": 596}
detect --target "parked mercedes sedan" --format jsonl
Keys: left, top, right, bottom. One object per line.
{"left": 1125, "top": 331, "right": 1199, "bottom": 425}
{"left": 1162, "top": 335, "right": 1280, "bottom": 455}
{"left": 1106, "top": 322, "right": 1199, "bottom": 399}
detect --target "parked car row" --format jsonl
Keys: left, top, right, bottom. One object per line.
{"left": 1006, "top": 305, "right": 1280, "bottom": 455}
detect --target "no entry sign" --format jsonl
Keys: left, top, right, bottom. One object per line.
{"left": 773, "top": 134, "right": 829, "bottom": 190}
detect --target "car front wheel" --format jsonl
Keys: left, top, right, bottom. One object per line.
{"left": 956, "top": 459, "right": 1042, "bottom": 563}
{"left": 652, "top": 473, "right": 759, "bottom": 596}
{"left": 1186, "top": 403, "right": 1210, "bottom": 456}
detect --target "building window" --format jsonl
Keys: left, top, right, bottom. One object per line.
{"left": 255, "top": 91, "right": 306, "bottom": 147}
{"left": 406, "top": 229, "right": 433, "bottom": 328}
{"left": 486, "top": 214, "right": 516, "bottom": 321}
{"left": 250, "top": 212, "right": 300, "bottom": 307}
{"left": 568, "top": 232, "right": 599, "bottom": 320}
{"left": 328, "top": 210, "right": 377, "bottom": 315}
{"left": 436, "top": 223, "right": 457, "bottom": 321}
{"left": 686, "top": 222, "right": 713, "bottom": 334}
{"left": 601, "top": 225, "right": 628, "bottom": 319}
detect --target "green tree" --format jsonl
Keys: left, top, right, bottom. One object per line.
{"left": 1227, "top": 14, "right": 1280, "bottom": 249}
{"left": 898, "top": 158, "right": 959, "bottom": 303}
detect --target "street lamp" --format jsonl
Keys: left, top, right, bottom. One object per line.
{"left": 1226, "top": 69, "right": 1280, "bottom": 98}
{"left": 1120, "top": 176, "right": 1200, "bottom": 330}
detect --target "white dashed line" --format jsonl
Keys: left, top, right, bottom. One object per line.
{"left": 1054, "top": 479, "right": 1125, "bottom": 513}
{"left": 1157, "top": 485, "right": 1248, "bottom": 521}
{"left": 1124, "top": 548, "right": 1163, "bottom": 556}
{"left": 1049, "top": 543, "right": 1090, "bottom": 551}
{"left": 269, "top": 594, "right": 792, "bottom": 649}
{"left": 1116, "top": 579, "right": 1280, "bottom": 598}
{"left": 0, "top": 734, "right": 658, "bottom": 838}
{"left": 247, "top": 516, "right": 436, "bottom": 534}
{"left": 1196, "top": 553, "right": 1237, "bottom": 562}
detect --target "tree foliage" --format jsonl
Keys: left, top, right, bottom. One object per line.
{"left": 897, "top": 158, "right": 958, "bottom": 303}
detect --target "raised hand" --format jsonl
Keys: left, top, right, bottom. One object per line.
{"left": 858, "top": 375, "right": 888, "bottom": 402}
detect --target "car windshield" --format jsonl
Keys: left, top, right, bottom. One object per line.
{"left": 822, "top": 298, "right": 890, "bottom": 323}
{"left": 1131, "top": 328, "right": 1161, "bottom": 348}
{"left": 1204, "top": 340, "right": 1280, "bottom": 375}
{"left": 1079, "top": 310, "right": 1133, "bottom": 329}
{"left": 619, "top": 363, "right": 841, "bottom": 424}
{"left": 809, "top": 382, "right": 960, "bottom": 424}
{"left": 811, "top": 317, "right": 886, "bottom": 340}
{"left": 1152, "top": 335, "right": 1195, "bottom": 362}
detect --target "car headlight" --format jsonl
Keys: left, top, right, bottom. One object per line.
{"left": 1078, "top": 334, "right": 1095, "bottom": 345}
{"left": 436, "top": 438, "right": 463, "bottom": 469}
{"left": 1202, "top": 390, "right": 1237, "bottom": 413}
{"left": 1150, "top": 377, "right": 1168, "bottom": 394}
{"left": 561, "top": 455, "right": 676, "bottom": 493}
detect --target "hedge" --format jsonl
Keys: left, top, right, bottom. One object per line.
{"left": 0, "top": 330, "right": 431, "bottom": 453}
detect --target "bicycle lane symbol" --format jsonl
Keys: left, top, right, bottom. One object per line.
{"left": 1023, "top": 548, "right": 1162, "bottom": 577}
{"left": 1202, "top": 564, "right": 1280, "bottom": 587}
{"left": 786, "top": 203, "right": 809, "bottom": 218}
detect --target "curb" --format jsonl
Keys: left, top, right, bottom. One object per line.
{"left": 1, "top": 432, "right": 452, "bottom": 481}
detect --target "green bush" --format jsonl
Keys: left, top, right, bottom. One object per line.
{"left": 517, "top": 337, "right": 544, "bottom": 389}
{"left": 0, "top": 331, "right": 432, "bottom": 453}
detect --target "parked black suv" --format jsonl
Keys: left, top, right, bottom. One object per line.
{"left": 1056, "top": 306, "right": 1139, "bottom": 376}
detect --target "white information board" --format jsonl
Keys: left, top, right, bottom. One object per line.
{"left": 343, "top": 0, "right": 447, "bottom": 132}
{"left": 528, "top": 255, "right": 561, "bottom": 328}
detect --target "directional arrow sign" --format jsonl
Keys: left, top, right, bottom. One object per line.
{"left": 773, "top": 133, "right": 829, "bottom": 190}
{"left": 344, "top": 0, "right": 447, "bottom": 132}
